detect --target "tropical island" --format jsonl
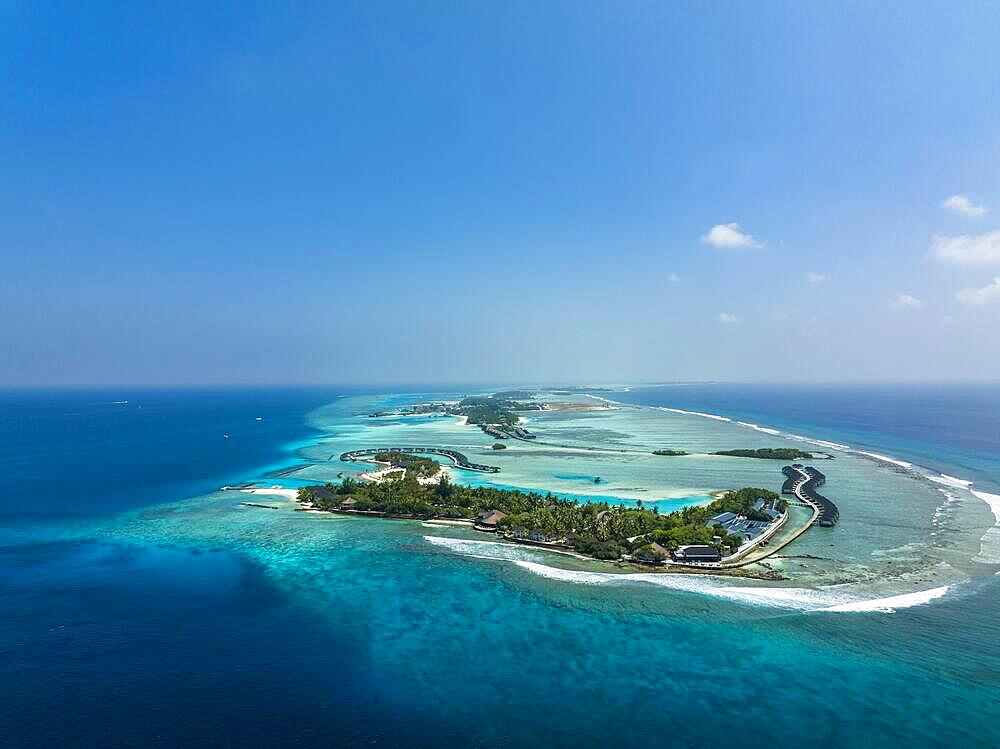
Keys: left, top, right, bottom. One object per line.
{"left": 713, "top": 448, "right": 814, "bottom": 460}
{"left": 370, "top": 392, "right": 541, "bottom": 423}
{"left": 368, "top": 450, "right": 441, "bottom": 478}
{"left": 296, "top": 452, "right": 790, "bottom": 569}
{"left": 370, "top": 392, "right": 543, "bottom": 440}
{"left": 652, "top": 447, "right": 814, "bottom": 459}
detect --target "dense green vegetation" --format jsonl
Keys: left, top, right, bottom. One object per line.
{"left": 652, "top": 449, "right": 688, "bottom": 456}
{"left": 706, "top": 486, "right": 788, "bottom": 521}
{"left": 370, "top": 392, "right": 542, "bottom": 426}
{"left": 372, "top": 451, "right": 441, "bottom": 478}
{"left": 714, "top": 448, "right": 813, "bottom": 460}
{"left": 457, "top": 395, "right": 541, "bottom": 425}
{"left": 369, "top": 403, "right": 450, "bottom": 417}
{"left": 298, "top": 474, "right": 552, "bottom": 520}
{"left": 492, "top": 390, "right": 536, "bottom": 400}
{"left": 495, "top": 491, "right": 770, "bottom": 557}
{"left": 298, "top": 475, "right": 783, "bottom": 563}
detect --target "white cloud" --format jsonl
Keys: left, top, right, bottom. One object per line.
{"left": 932, "top": 230, "right": 1000, "bottom": 265}
{"left": 717, "top": 312, "right": 741, "bottom": 324}
{"left": 956, "top": 276, "right": 1000, "bottom": 305}
{"left": 701, "top": 223, "right": 760, "bottom": 249}
{"left": 668, "top": 273, "right": 681, "bottom": 283}
{"left": 890, "top": 293, "right": 923, "bottom": 310}
{"left": 941, "top": 194, "right": 987, "bottom": 218}
{"left": 806, "top": 272, "right": 828, "bottom": 285}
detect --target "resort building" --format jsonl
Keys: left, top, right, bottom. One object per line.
{"left": 308, "top": 487, "right": 339, "bottom": 505}
{"left": 706, "top": 497, "right": 785, "bottom": 545}
{"left": 673, "top": 545, "right": 722, "bottom": 563}
{"left": 510, "top": 527, "right": 557, "bottom": 543}
{"left": 633, "top": 542, "right": 670, "bottom": 565}
{"left": 753, "top": 497, "right": 782, "bottom": 521}
{"left": 474, "top": 509, "right": 506, "bottom": 531}
{"left": 709, "top": 511, "right": 738, "bottom": 526}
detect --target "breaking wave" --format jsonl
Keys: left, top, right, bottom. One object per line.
{"left": 971, "top": 490, "right": 1000, "bottom": 523}
{"left": 654, "top": 406, "right": 732, "bottom": 422}
{"left": 857, "top": 451, "right": 914, "bottom": 469}
{"left": 970, "top": 490, "right": 1000, "bottom": 564}
{"left": 424, "top": 536, "right": 954, "bottom": 614}
{"left": 929, "top": 474, "right": 974, "bottom": 489}
{"left": 736, "top": 421, "right": 782, "bottom": 436}
{"left": 817, "top": 586, "right": 950, "bottom": 612}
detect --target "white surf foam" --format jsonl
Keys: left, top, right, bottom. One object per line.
{"left": 818, "top": 586, "right": 950, "bottom": 613}
{"left": 928, "top": 474, "right": 974, "bottom": 489}
{"left": 736, "top": 421, "right": 782, "bottom": 436}
{"left": 975, "top": 528, "right": 1000, "bottom": 565}
{"left": 857, "top": 451, "right": 913, "bottom": 469}
{"left": 971, "top": 490, "right": 1000, "bottom": 523}
{"left": 783, "top": 434, "right": 852, "bottom": 451}
{"left": 969, "top": 490, "right": 1000, "bottom": 565}
{"left": 430, "top": 536, "right": 956, "bottom": 613}
{"left": 656, "top": 407, "right": 732, "bottom": 422}
{"left": 931, "top": 489, "right": 960, "bottom": 528}
{"left": 583, "top": 394, "right": 620, "bottom": 406}
{"left": 423, "top": 535, "right": 550, "bottom": 563}
{"left": 510, "top": 560, "right": 847, "bottom": 609}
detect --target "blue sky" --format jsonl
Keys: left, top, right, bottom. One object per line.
{"left": 2, "top": 1, "right": 999, "bottom": 385}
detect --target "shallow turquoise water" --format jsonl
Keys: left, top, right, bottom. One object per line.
{"left": 2, "top": 386, "right": 999, "bottom": 747}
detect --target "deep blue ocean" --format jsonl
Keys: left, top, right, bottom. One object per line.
{"left": 1, "top": 385, "right": 999, "bottom": 748}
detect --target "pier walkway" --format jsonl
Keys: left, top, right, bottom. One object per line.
{"left": 782, "top": 465, "right": 839, "bottom": 526}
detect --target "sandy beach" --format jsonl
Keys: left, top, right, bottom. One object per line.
{"left": 359, "top": 464, "right": 454, "bottom": 486}
{"left": 238, "top": 486, "right": 301, "bottom": 501}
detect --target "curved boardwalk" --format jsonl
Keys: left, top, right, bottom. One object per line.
{"left": 340, "top": 447, "right": 501, "bottom": 473}
{"left": 782, "top": 465, "right": 839, "bottom": 526}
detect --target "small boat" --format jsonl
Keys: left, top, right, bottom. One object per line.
{"left": 223, "top": 433, "right": 230, "bottom": 439}
{"left": 255, "top": 417, "right": 263, "bottom": 421}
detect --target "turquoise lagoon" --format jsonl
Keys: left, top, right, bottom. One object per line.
{"left": 2, "top": 386, "right": 999, "bottom": 747}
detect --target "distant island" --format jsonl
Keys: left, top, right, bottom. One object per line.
{"left": 370, "top": 392, "right": 543, "bottom": 440}
{"left": 652, "top": 447, "right": 813, "bottom": 460}
{"left": 369, "top": 450, "right": 440, "bottom": 478}
{"left": 713, "top": 448, "right": 813, "bottom": 460}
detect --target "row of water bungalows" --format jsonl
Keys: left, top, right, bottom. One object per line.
{"left": 781, "top": 464, "right": 840, "bottom": 527}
